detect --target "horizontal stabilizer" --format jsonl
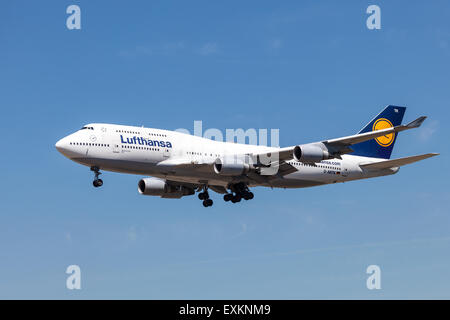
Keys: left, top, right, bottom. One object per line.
{"left": 359, "top": 153, "right": 439, "bottom": 170}
{"left": 405, "top": 116, "right": 427, "bottom": 128}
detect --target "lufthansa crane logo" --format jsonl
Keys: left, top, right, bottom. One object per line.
{"left": 373, "top": 118, "right": 395, "bottom": 147}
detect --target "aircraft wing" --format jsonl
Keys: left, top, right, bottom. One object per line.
{"left": 359, "top": 153, "right": 439, "bottom": 170}
{"left": 155, "top": 116, "right": 429, "bottom": 179}
{"left": 253, "top": 116, "right": 427, "bottom": 163}
{"left": 264, "top": 160, "right": 298, "bottom": 176}
{"left": 323, "top": 116, "right": 426, "bottom": 147}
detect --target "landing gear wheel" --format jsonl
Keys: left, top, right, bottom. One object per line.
{"left": 199, "top": 186, "right": 212, "bottom": 207}
{"left": 243, "top": 191, "right": 254, "bottom": 200}
{"left": 231, "top": 194, "right": 241, "bottom": 203}
{"left": 93, "top": 179, "right": 103, "bottom": 188}
{"left": 228, "top": 183, "right": 254, "bottom": 203}
{"left": 203, "top": 199, "right": 213, "bottom": 207}
{"left": 223, "top": 194, "right": 233, "bottom": 202}
{"left": 91, "top": 166, "right": 103, "bottom": 188}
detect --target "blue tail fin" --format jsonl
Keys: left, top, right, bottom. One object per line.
{"left": 351, "top": 105, "right": 406, "bottom": 159}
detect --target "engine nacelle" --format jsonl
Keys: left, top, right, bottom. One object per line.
{"left": 214, "top": 157, "right": 250, "bottom": 176}
{"left": 138, "top": 177, "right": 194, "bottom": 198}
{"left": 293, "top": 144, "right": 329, "bottom": 163}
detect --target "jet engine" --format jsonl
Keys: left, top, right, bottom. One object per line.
{"left": 293, "top": 144, "right": 330, "bottom": 163}
{"left": 213, "top": 157, "right": 250, "bottom": 176}
{"left": 138, "top": 177, "right": 194, "bottom": 198}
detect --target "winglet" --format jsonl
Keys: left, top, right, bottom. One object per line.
{"left": 406, "top": 116, "right": 427, "bottom": 128}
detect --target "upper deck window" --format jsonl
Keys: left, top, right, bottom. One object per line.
{"left": 80, "top": 126, "right": 94, "bottom": 130}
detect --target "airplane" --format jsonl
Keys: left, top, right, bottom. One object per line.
{"left": 55, "top": 105, "right": 438, "bottom": 207}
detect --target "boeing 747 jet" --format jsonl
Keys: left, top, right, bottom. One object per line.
{"left": 55, "top": 106, "right": 438, "bottom": 207}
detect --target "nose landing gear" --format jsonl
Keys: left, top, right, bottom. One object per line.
{"left": 91, "top": 166, "right": 103, "bottom": 188}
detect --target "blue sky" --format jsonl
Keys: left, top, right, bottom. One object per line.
{"left": 0, "top": 0, "right": 449, "bottom": 299}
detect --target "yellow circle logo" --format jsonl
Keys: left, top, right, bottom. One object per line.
{"left": 373, "top": 118, "right": 395, "bottom": 147}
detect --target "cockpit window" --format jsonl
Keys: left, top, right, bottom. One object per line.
{"left": 80, "top": 126, "right": 94, "bottom": 130}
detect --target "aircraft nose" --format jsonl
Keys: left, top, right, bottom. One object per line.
{"left": 55, "top": 137, "right": 72, "bottom": 157}
{"left": 55, "top": 138, "right": 64, "bottom": 151}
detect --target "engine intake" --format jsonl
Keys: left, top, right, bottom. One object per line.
{"left": 293, "top": 144, "right": 329, "bottom": 163}
{"left": 138, "top": 177, "right": 194, "bottom": 198}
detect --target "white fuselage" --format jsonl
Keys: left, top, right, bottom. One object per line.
{"left": 55, "top": 123, "right": 398, "bottom": 189}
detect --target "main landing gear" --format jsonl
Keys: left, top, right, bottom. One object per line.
{"left": 223, "top": 183, "right": 254, "bottom": 203}
{"left": 197, "top": 183, "right": 254, "bottom": 207}
{"left": 91, "top": 166, "right": 103, "bottom": 188}
{"left": 198, "top": 187, "right": 213, "bottom": 207}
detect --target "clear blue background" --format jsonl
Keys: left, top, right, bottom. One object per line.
{"left": 0, "top": 0, "right": 448, "bottom": 299}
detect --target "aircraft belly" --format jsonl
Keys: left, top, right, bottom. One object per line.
{"left": 72, "top": 157, "right": 158, "bottom": 175}
{"left": 268, "top": 178, "right": 325, "bottom": 188}
{"left": 72, "top": 157, "right": 233, "bottom": 186}
{"left": 73, "top": 157, "right": 341, "bottom": 189}
{"left": 268, "top": 169, "right": 335, "bottom": 188}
